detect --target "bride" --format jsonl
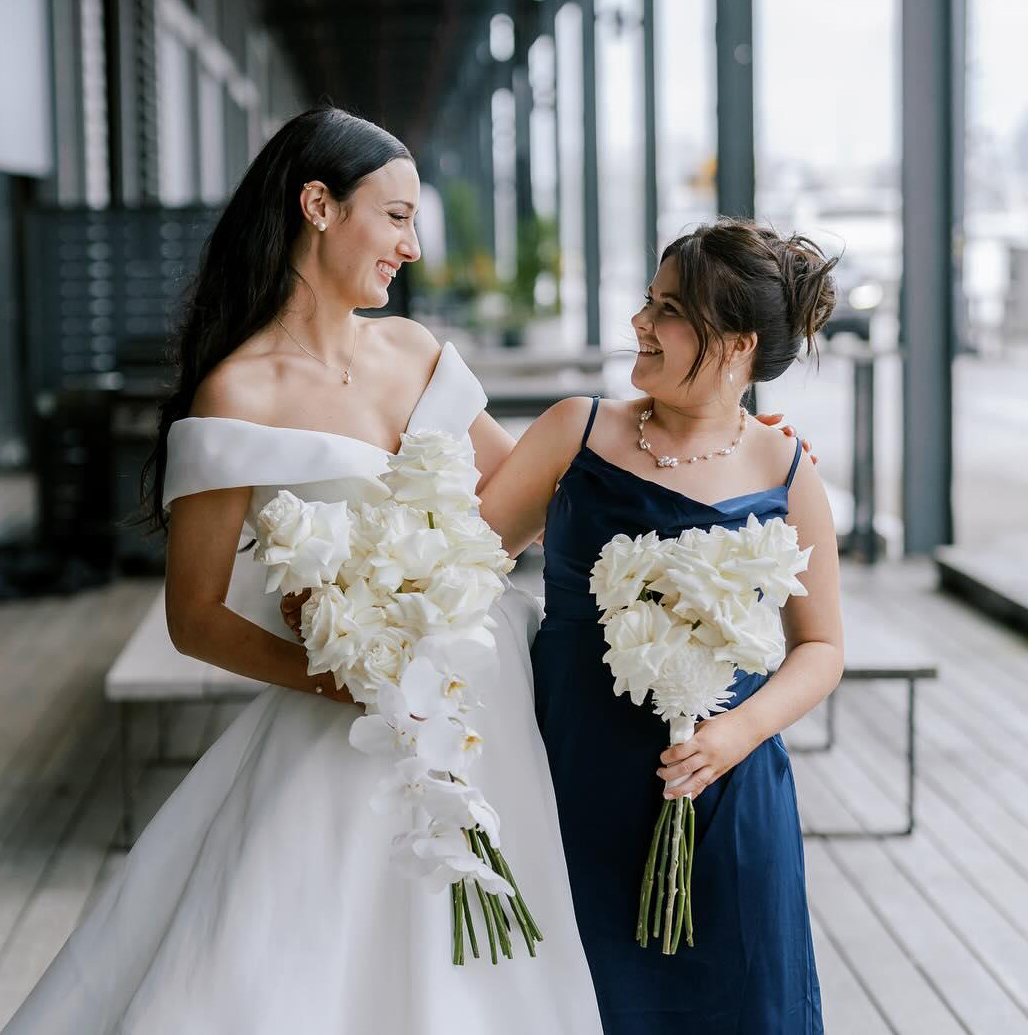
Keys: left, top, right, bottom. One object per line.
{"left": 5, "top": 106, "right": 808, "bottom": 1034}
{"left": 4, "top": 106, "right": 603, "bottom": 1035}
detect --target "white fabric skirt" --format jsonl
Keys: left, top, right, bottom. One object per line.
{"left": 4, "top": 588, "right": 603, "bottom": 1035}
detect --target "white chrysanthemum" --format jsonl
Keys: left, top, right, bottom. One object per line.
{"left": 651, "top": 642, "right": 738, "bottom": 725}
{"left": 381, "top": 429, "right": 481, "bottom": 514}
{"left": 255, "top": 490, "right": 353, "bottom": 594}
{"left": 590, "top": 531, "right": 672, "bottom": 618}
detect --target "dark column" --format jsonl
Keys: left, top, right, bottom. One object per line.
{"left": 643, "top": 0, "right": 658, "bottom": 284}
{"left": 901, "top": 0, "right": 959, "bottom": 552}
{"left": 580, "top": 0, "right": 600, "bottom": 346}
{"left": 715, "top": 0, "right": 754, "bottom": 219}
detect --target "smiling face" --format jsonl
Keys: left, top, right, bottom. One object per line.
{"left": 630, "top": 255, "right": 757, "bottom": 407}
{"left": 630, "top": 256, "right": 715, "bottom": 400}
{"left": 312, "top": 158, "right": 422, "bottom": 308}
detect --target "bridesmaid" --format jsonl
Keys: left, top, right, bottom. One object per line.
{"left": 480, "top": 218, "right": 844, "bottom": 1034}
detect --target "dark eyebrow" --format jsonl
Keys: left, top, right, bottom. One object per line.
{"left": 384, "top": 200, "right": 416, "bottom": 211}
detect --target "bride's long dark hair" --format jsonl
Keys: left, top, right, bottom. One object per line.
{"left": 140, "top": 106, "right": 412, "bottom": 534}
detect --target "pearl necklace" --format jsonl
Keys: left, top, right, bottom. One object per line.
{"left": 637, "top": 404, "right": 748, "bottom": 468}
{"left": 275, "top": 316, "right": 358, "bottom": 385}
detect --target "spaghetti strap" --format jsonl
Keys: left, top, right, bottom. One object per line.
{"left": 784, "top": 437, "right": 804, "bottom": 488}
{"left": 581, "top": 396, "right": 601, "bottom": 449}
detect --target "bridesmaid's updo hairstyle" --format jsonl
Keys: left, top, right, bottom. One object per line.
{"left": 659, "top": 218, "right": 838, "bottom": 386}
{"left": 141, "top": 106, "right": 412, "bottom": 533}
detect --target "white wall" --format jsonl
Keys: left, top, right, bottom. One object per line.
{"left": 0, "top": 0, "right": 53, "bottom": 176}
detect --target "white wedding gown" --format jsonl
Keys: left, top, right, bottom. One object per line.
{"left": 4, "top": 344, "right": 604, "bottom": 1035}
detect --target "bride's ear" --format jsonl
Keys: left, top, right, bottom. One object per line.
{"left": 300, "top": 181, "right": 331, "bottom": 232}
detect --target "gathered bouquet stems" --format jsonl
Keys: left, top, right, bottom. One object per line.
{"left": 448, "top": 823, "right": 543, "bottom": 966}
{"left": 637, "top": 791, "right": 695, "bottom": 954}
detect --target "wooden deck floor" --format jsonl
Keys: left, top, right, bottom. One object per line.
{"left": 0, "top": 561, "right": 1026, "bottom": 1031}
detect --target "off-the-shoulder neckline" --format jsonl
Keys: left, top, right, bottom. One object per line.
{"left": 175, "top": 340, "right": 459, "bottom": 455}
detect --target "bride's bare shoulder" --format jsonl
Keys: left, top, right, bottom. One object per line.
{"left": 188, "top": 337, "right": 281, "bottom": 422}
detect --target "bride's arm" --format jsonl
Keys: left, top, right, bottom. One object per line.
{"left": 477, "top": 397, "right": 591, "bottom": 557}
{"left": 165, "top": 486, "right": 344, "bottom": 700}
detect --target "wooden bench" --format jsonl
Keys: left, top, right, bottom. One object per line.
{"left": 104, "top": 588, "right": 265, "bottom": 847}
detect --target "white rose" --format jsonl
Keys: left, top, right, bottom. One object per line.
{"left": 711, "top": 596, "right": 787, "bottom": 674}
{"left": 590, "top": 532, "right": 671, "bottom": 617}
{"left": 342, "top": 501, "right": 451, "bottom": 594}
{"left": 343, "top": 625, "right": 416, "bottom": 702}
{"left": 601, "top": 600, "right": 690, "bottom": 706}
{"left": 255, "top": 490, "right": 352, "bottom": 594}
{"left": 721, "top": 514, "right": 812, "bottom": 606}
{"left": 422, "top": 564, "right": 503, "bottom": 627}
{"left": 647, "top": 534, "right": 741, "bottom": 619}
{"left": 381, "top": 430, "right": 480, "bottom": 515}
{"left": 651, "top": 642, "right": 738, "bottom": 724}
{"left": 300, "top": 582, "right": 386, "bottom": 692}
{"left": 384, "top": 591, "right": 453, "bottom": 640}
{"left": 436, "top": 511, "right": 515, "bottom": 577}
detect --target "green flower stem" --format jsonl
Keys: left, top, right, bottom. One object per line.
{"left": 684, "top": 801, "right": 695, "bottom": 947}
{"left": 452, "top": 882, "right": 464, "bottom": 965}
{"left": 638, "top": 798, "right": 671, "bottom": 945}
{"left": 427, "top": 511, "right": 436, "bottom": 529}
{"left": 461, "top": 880, "right": 480, "bottom": 959}
{"left": 672, "top": 824, "right": 687, "bottom": 949}
{"left": 475, "top": 830, "right": 543, "bottom": 945}
{"left": 474, "top": 879, "right": 499, "bottom": 964}
{"left": 469, "top": 833, "right": 513, "bottom": 957}
{"left": 652, "top": 800, "right": 673, "bottom": 939}
{"left": 662, "top": 796, "right": 685, "bottom": 955}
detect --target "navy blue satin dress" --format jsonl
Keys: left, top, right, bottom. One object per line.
{"left": 532, "top": 399, "right": 823, "bottom": 1034}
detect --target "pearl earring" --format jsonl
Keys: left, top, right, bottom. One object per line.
{"left": 727, "top": 367, "right": 734, "bottom": 384}
{"left": 315, "top": 220, "right": 327, "bottom": 232}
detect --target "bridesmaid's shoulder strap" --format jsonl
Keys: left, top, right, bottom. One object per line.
{"left": 581, "top": 396, "right": 601, "bottom": 449}
{"left": 784, "top": 437, "right": 804, "bottom": 488}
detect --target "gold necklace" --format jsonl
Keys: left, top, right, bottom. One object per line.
{"left": 637, "top": 403, "right": 748, "bottom": 468}
{"left": 275, "top": 316, "right": 358, "bottom": 385}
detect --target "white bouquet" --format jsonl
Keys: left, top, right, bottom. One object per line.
{"left": 255, "top": 430, "right": 541, "bottom": 965}
{"left": 590, "top": 515, "right": 811, "bottom": 954}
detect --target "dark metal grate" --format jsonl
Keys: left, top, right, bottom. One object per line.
{"left": 24, "top": 206, "right": 219, "bottom": 393}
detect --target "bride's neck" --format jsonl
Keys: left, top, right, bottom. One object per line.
{"left": 277, "top": 286, "right": 361, "bottom": 368}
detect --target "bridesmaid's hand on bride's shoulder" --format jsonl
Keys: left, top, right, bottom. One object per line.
{"left": 655, "top": 710, "right": 764, "bottom": 801}
{"left": 754, "top": 413, "right": 817, "bottom": 465}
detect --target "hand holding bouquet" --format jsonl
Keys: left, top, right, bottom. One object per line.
{"left": 590, "top": 516, "right": 811, "bottom": 953}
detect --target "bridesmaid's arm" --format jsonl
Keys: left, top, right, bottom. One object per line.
{"left": 657, "top": 450, "right": 844, "bottom": 799}
{"left": 467, "top": 410, "right": 517, "bottom": 492}
{"left": 477, "top": 397, "right": 592, "bottom": 557}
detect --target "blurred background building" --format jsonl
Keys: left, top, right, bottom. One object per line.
{"left": 0, "top": 2, "right": 1027, "bottom": 1030}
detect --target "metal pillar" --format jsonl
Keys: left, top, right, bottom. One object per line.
{"left": 580, "top": 0, "right": 600, "bottom": 346}
{"left": 715, "top": 0, "right": 754, "bottom": 219}
{"left": 642, "top": 0, "right": 658, "bottom": 285}
{"left": 901, "top": 0, "right": 958, "bottom": 553}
